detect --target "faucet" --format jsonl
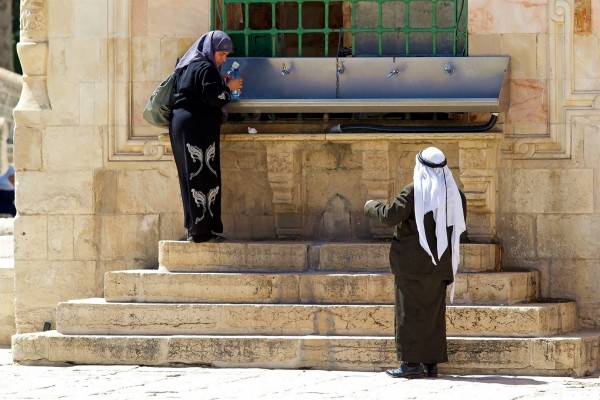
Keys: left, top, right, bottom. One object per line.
{"left": 443, "top": 63, "right": 455, "bottom": 76}
{"left": 387, "top": 66, "right": 400, "bottom": 78}
{"left": 336, "top": 61, "right": 344, "bottom": 77}
{"left": 281, "top": 63, "right": 291, "bottom": 76}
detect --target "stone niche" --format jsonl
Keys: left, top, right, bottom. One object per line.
{"left": 217, "top": 130, "right": 500, "bottom": 243}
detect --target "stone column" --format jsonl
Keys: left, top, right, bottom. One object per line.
{"left": 361, "top": 142, "right": 394, "bottom": 239}
{"left": 459, "top": 140, "right": 499, "bottom": 243}
{"left": 13, "top": 0, "right": 51, "bottom": 124}
{"left": 266, "top": 142, "right": 302, "bottom": 239}
{"left": 0, "top": 0, "right": 13, "bottom": 71}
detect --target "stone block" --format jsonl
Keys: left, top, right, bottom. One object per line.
{"left": 47, "top": 216, "right": 74, "bottom": 260}
{"left": 318, "top": 243, "right": 390, "bottom": 271}
{"left": 454, "top": 271, "right": 538, "bottom": 305}
{"left": 16, "top": 171, "right": 95, "bottom": 215}
{"left": 42, "top": 126, "right": 104, "bottom": 172}
{"left": 460, "top": 243, "right": 501, "bottom": 272}
{"left": 298, "top": 273, "right": 392, "bottom": 304}
{"left": 159, "top": 241, "right": 309, "bottom": 272}
{"left": 147, "top": 0, "right": 209, "bottom": 37}
{"left": 12, "top": 126, "right": 42, "bottom": 171}
{"left": 0, "top": 265, "right": 15, "bottom": 345}
{"left": 446, "top": 302, "right": 577, "bottom": 337}
{"left": 14, "top": 216, "right": 48, "bottom": 261}
{"left": 14, "top": 260, "right": 97, "bottom": 333}
{"left": 537, "top": 215, "right": 600, "bottom": 259}
{"left": 73, "top": 216, "right": 99, "bottom": 260}
{"left": 79, "top": 82, "right": 109, "bottom": 126}
{"left": 116, "top": 169, "right": 181, "bottom": 214}
{"left": 99, "top": 215, "right": 159, "bottom": 262}
{"left": 497, "top": 214, "right": 536, "bottom": 259}
{"left": 506, "top": 169, "right": 593, "bottom": 214}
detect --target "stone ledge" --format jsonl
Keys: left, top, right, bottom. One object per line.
{"left": 12, "top": 330, "right": 600, "bottom": 376}
{"left": 159, "top": 241, "right": 501, "bottom": 273}
{"left": 56, "top": 298, "right": 577, "bottom": 337}
{"left": 104, "top": 270, "right": 538, "bottom": 305}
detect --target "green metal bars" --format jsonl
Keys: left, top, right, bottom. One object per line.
{"left": 212, "top": 0, "right": 468, "bottom": 57}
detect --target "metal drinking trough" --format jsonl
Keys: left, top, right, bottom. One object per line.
{"left": 222, "top": 56, "right": 510, "bottom": 115}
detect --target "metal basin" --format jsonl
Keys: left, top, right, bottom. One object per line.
{"left": 222, "top": 56, "right": 510, "bottom": 113}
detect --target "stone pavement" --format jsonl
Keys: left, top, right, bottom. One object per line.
{"left": 1, "top": 347, "right": 599, "bottom": 400}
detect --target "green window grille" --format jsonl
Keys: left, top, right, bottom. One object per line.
{"left": 212, "top": 0, "right": 468, "bottom": 57}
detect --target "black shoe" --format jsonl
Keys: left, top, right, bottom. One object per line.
{"left": 385, "top": 363, "right": 424, "bottom": 378}
{"left": 208, "top": 234, "right": 225, "bottom": 243}
{"left": 423, "top": 363, "right": 438, "bottom": 377}
{"left": 187, "top": 233, "right": 225, "bottom": 243}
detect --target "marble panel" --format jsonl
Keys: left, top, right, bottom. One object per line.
{"left": 506, "top": 79, "right": 548, "bottom": 136}
{"left": 573, "top": 33, "right": 600, "bottom": 91}
{"left": 469, "top": 0, "right": 547, "bottom": 34}
{"left": 500, "top": 34, "right": 538, "bottom": 80}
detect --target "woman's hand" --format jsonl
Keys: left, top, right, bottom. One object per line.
{"left": 226, "top": 78, "right": 243, "bottom": 94}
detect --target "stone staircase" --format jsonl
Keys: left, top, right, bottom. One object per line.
{"left": 11, "top": 241, "right": 600, "bottom": 376}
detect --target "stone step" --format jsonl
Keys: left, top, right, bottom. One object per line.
{"left": 104, "top": 269, "right": 537, "bottom": 305}
{"left": 0, "top": 264, "right": 15, "bottom": 345}
{"left": 158, "top": 241, "right": 500, "bottom": 273}
{"left": 56, "top": 298, "right": 577, "bottom": 337}
{"left": 12, "top": 330, "right": 600, "bottom": 376}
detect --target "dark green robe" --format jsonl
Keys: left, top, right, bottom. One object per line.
{"left": 365, "top": 182, "right": 467, "bottom": 363}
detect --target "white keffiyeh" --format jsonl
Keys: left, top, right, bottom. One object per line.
{"left": 413, "top": 147, "right": 466, "bottom": 302}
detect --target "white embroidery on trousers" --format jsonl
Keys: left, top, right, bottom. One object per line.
{"left": 208, "top": 186, "right": 220, "bottom": 217}
{"left": 206, "top": 142, "right": 217, "bottom": 177}
{"left": 191, "top": 189, "right": 207, "bottom": 223}
{"left": 218, "top": 92, "right": 228, "bottom": 100}
{"left": 186, "top": 143, "right": 203, "bottom": 180}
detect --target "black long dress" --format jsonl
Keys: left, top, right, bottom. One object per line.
{"left": 169, "top": 60, "right": 231, "bottom": 237}
{"left": 365, "top": 183, "right": 467, "bottom": 364}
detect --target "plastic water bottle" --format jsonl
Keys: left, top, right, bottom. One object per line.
{"left": 229, "top": 61, "right": 240, "bottom": 99}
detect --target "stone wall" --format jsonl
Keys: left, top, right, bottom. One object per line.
{"left": 470, "top": 0, "right": 600, "bottom": 328}
{"left": 10, "top": 0, "right": 600, "bottom": 334}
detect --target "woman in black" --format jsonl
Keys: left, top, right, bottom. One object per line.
{"left": 169, "top": 31, "right": 243, "bottom": 243}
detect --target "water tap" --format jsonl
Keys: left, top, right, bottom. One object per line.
{"left": 336, "top": 61, "right": 345, "bottom": 77}
{"left": 281, "top": 63, "right": 291, "bottom": 76}
{"left": 443, "top": 63, "right": 455, "bottom": 76}
{"left": 387, "top": 66, "right": 400, "bottom": 78}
